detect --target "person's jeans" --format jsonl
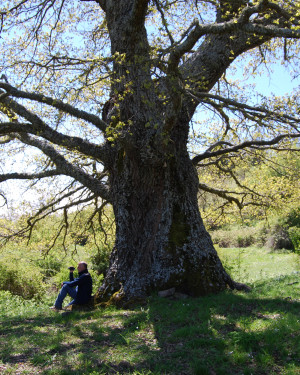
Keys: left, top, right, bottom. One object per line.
{"left": 54, "top": 284, "right": 77, "bottom": 309}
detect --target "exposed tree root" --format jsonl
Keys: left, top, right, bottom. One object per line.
{"left": 92, "top": 278, "right": 252, "bottom": 309}
{"left": 231, "top": 281, "right": 252, "bottom": 293}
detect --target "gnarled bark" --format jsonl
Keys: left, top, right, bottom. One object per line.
{"left": 96, "top": 122, "right": 239, "bottom": 304}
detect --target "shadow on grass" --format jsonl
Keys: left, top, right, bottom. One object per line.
{"left": 0, "top": 274, "right": 299, "bottom": 374}
{"left": 148, "top": 290, "right": 300, "bottom": 374}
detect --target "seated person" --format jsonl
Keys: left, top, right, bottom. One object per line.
{"left": 50, "top": 261, "right": 92, "bottom": 310}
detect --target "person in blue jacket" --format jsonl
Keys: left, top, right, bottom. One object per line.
{"left": 50, "top": 261, "right": 92, "bottom": 310}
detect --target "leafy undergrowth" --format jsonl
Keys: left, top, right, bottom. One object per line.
{"left": 0, "top": 249, "right": 299, "bottom": 375}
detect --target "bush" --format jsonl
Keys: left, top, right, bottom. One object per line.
{"left": 285, "top": 207, "right": 300, "bottom": 228}
{"left": 35, "top": 255, "right": 63, "bottom": 277}
{"left": 0, "top": 290, "right": 45, "bottom": 317}
{"left": 261, "top": 207, "right": 300, "bottom": 251}
{"left": 211, "top": 226, "right": 259, "bottom": 248}
{"left": 288, "top": 226, "right": 300, "bottom": 253}
{"left": 90, "top": 245, "right": 111, "bottom": 276}
{"left": 0, "top": 255, "right": 46, "bottom": 299}
{"left": 265, "top": 224, "right": 294, "bottom": 251}
{"left": 211, "top": 221, "right": 296, "bottom": 251}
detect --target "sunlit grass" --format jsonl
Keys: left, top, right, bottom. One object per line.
{"left": 0, "top": 248, "right": 299, "bottom": 374}
{"left": 217, "top": 246, "right": 300, "bottom": 284}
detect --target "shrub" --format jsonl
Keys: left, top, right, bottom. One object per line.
{"left": 285, "top": 207, "right": 300, "bottom": 228}
{"left": 35, "top": 255, "right": 62, "bottom": 277}
{"left": 265, "top": 224, "right": 294, "bottom": 251}
{"left": 211, "top": 221, "right": 295, "bottom": 251}
{"left": 211, "top": 229, "right": 232, "bottom": 248}
{"left": 90, "top": 245, "right": 112, "bottom": 276}
{"left": 288, "top": 226, "right": 300, "bottom": 253}
{"left": 0, "top": 256, "right": 46, "bottom": 299}
{"left": 211, "top": 226, "right": 259, "bottom": 248}
{"left": 0, "top": 290, "right": 26, "bottom": 316}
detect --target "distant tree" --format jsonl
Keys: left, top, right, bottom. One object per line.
{"left": 198, "top": 149, "right": 300, "bottom": 228}
{"left": 0, "top": 0, "right": 299, "bottom": 303}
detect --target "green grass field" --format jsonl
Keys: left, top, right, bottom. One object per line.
{"left": 0, "top": 247, "right": 299, "bottom": 375}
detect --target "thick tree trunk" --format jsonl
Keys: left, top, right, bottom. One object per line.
{"left": 96, "top": 136, "right": 236, "bottom": 304}
{"left": 94, "top": 0, "right": 250, "bottom": 305}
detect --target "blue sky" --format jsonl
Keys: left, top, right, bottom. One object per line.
{"left": 249, "top": 65, "right": 298, "bottom": 96}
{"left": 232, "top": 58, "right": 299, "bottom": 97}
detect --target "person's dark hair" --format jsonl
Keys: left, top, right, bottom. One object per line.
{"left": 79, "top": 261, "right": 88, "bottom": 269}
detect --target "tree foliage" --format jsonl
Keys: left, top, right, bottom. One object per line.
{"left": 198, "top": 149, "right": 300, "bottom": 228}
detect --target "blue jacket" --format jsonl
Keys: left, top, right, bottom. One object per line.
{"left": 63, "top": 270, "right": 93, "bottom": 304}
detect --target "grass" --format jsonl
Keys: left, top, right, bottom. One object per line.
{"left": 217, "top": 247, "right": 300, "bottom": 284}
{"left": 0, "top": 247, "right": 299, "bottom": 374}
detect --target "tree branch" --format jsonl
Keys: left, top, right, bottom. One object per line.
{"left": 243, "top": 23, "right": 300, "bottom": 39}
{"left": 168, "top": 0, "right": 300, "bottom": 70}
{"left": 154, "top": 0, "right": 175, "bottom": 45}
{"left": 188, "top": 91, "right": 300, "bottom": 129}
{"left": 0, "top": 191, "right": 7, "bottom": 207}
{"left": 0, "top": 0, "right": 30, "bottom": 31}
{"left": 192, "top": 134, "right": 300, "bottom": 165}
{"left": 198, "top": 182, "right": 243, "bottom": 209}
{"left": 0, "top": 170, "right": 60, "bottom": 183}
{"left": 0, "top": 82, "right": 107, "bottom": 132}
{"left": 216, "top": 161, "right": 268, "bottom": 200}
{"left": 14, "top": 133, "right": 111, "bottom": 201}
{"left": 0, "top": 116, "right": 108, "bottom": 163}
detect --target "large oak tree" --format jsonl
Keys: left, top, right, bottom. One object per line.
{"left": 0, "top": 0, "right": 299, "bottom": 303}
